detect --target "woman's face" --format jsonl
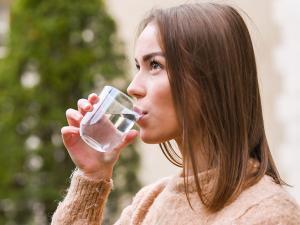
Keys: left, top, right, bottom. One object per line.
{"left": 127, "top": 23, "right": 180, "bottom": 144}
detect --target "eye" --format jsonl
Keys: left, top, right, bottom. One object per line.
{"left": 135, "top": 63, "right": 140, "bottom": 71}
{"left": 150, "top": 59, "right": 162, "bottom": 71}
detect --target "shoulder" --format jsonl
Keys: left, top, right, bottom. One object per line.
{"left": 234, "top": 192, "right": 300, "bottom": 224}
{"left": 233, "top": 175, "right": 300, "bottom": 224}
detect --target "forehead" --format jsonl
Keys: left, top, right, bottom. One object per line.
{"left": 135, "top": 23, "right": 162, "bottom": 58}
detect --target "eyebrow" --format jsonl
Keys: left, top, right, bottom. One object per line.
{"left": 135, "top": 52, "right": 165, "bottom": 64}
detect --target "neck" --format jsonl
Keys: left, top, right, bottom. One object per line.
{"left": 174, "top": 137, "right": 210, "bottom": 177}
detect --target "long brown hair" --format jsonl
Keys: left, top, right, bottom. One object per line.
{"left": 137, "top": 3, "right": 284, "bottom": 212}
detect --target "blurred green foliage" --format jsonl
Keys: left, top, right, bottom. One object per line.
{"left": 0, "top": 0, "right": 141, "bottom": 224}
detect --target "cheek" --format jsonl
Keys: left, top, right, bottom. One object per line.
{"left": 140, "top": 99, "right": 180, "bottom": 144}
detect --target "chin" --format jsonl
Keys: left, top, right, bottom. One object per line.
{"left": 140, "top": 134, "right": 160, "bottom": 144}
{"left": 139, "top": 130, "right": 171, "bottom": 144}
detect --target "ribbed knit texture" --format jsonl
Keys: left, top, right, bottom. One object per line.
{"left": 51, "top": 168, "right": 300, "bottom": 225}
{"left": 51, "top": 169, "right": 113, "bottom": 225}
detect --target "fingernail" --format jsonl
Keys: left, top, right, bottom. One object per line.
{"left": 75, "top": 114, "right": 82, "bottom": 120}
{"left": 122, "top": 134, "right": 128, "bottom": 142}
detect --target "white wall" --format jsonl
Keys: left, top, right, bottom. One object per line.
{"left": 273, "top": 0, "right": 300, "bottom": 201}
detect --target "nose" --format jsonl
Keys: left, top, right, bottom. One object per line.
{"left": 127, "top": 74, "right": 146, "bottom": 99}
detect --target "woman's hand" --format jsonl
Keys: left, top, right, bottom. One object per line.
{"left": 61, "top": 93, "right": 139, "bottom": 180}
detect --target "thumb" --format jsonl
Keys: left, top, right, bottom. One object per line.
{"left": 114, "top": 130, "right": 139, "bottom": 154}
{"left": 122, "top": 129, "right": 139, "bottom": 143}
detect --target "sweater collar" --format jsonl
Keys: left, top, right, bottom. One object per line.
{"left": 166, "top": 159, "right": 260, "bottom": 194}
{"left": 167, "top": 169, "right": 216, "bottom": 194}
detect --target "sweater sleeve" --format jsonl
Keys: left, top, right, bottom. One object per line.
{"left": 51, "top": 170, "right": 113, "bottom": 225}
{"left": 234, "top": 192, "right": 300, "bottom": 225}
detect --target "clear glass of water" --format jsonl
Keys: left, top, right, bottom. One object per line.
{"left": 80, "top": 86, "right": 142, "bottom": 152}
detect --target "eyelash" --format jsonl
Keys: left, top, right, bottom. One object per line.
{"left": 150, "top": 59, "right": 162, "bottom": 71}
{"left": 135, "top": 59, "right": 163, "bottom": 71}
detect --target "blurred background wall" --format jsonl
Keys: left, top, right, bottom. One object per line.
{"left": 106, "top": 0, "right": 300, "bottom": 201}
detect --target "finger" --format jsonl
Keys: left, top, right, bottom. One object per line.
{"left": 61, "top": 126, "right": 80, "bottom": 136}
{"left": 66, "top": 108, "right": 83, "bottom": 127}
{"left": 61, "top": 126, "right": 80, "bottom": 147}
{"left": 88, "top": 93, "right": 99, "bottom": 105}
{"left": 77, "top": 98, "right": 93, "bottom": 115}
{"left": 114, "top": 130, "right": 139, "bottom": 154}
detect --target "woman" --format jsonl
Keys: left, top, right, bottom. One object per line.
{"left": 51, "top": 3, "right": 300, "bottom": 224}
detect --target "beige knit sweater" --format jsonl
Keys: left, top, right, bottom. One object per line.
{"left": 51, "top": 169, "right": 300, "bottom": 225}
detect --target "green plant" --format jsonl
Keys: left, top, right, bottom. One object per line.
{"left": 0, "top": 0, "right": 141, "bottom": 224}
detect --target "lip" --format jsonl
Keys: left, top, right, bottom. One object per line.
{"left": 133, "top": 106, "right": 148, "bottom": 125}
{"left": 133, "top": 106, "right": 148, "bottom": 116}
{"left": 137, "top": 113, "right": 148, "bottom": 125}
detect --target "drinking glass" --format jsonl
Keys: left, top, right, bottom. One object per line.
{"left": 80, "top": 86, "right": 141, "bottom": 152}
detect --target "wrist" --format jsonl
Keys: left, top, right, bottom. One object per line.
{"left": 76, "top": 168, "right": 113, "bottom": 181}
